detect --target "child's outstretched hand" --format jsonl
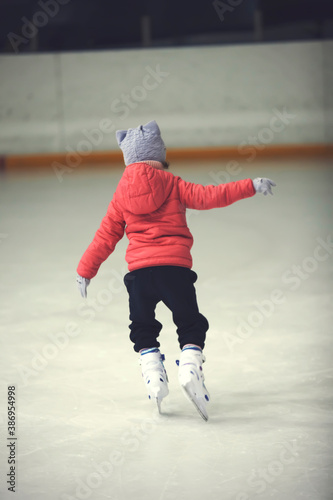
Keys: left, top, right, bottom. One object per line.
{"left": 253, "top": 178, "right": 276, "bottom": 196}
{"left": 76, "top": 275, "right": 90, "bottom": 298}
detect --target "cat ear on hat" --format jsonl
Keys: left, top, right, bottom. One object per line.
{"left": 143, "top": 120, "right": 161, "bottom": 135}
{"left": 116, "top": 129, "right": 127, "bottom": 146}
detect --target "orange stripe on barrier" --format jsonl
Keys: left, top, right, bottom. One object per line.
{"left": 5, "top": 151, "right": 123, "bottom": 169}
{"left": 3, "top": 144, "right": 333, "bottom": 170}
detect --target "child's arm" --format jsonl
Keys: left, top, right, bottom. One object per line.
{"left": 77, "top": 200, "right": 125, "bottom": 280}
{"left": 177, "top": 177, "right": 257, "bottom": 210}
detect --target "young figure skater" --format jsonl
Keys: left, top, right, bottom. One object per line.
{"left": 76, "top": 120, "right": 276, "bottom": 421}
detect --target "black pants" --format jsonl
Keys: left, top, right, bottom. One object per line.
{"left": 124, "top": 266, "right": 209, "bottom": 353}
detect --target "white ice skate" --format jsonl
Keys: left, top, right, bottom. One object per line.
{"left": 177, "top": 346, "right": 210, "bottom": 421}
{"left": 140, "top": 348, "right": 169, "bottom": 413}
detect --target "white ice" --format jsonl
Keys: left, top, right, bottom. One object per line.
{"left": 0, "top": 158, "right": 332, "bottom": 500}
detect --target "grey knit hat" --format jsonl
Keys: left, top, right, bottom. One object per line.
{"left": 116, "top": 120, "right": 166, "bottom": 166}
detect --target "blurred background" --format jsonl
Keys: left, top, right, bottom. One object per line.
{"left": 1, "top": 0, "right": 333, "bottom": 53}
{"left": 0, "top": 0, "right": 332, "bottom": 163}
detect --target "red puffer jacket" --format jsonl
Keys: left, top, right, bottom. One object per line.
{"left": 77, "top": 162, "right": 255, "bottom": 278}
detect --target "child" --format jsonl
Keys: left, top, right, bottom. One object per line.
{"left": 76, "top": 120, "right": 276, "bottom": 421}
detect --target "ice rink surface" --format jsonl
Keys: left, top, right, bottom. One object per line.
{"left": 0, "top": 158, "right": 332, "bottom": 500}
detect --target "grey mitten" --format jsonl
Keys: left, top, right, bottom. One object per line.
{"left": 253, "top": 178, "right": 276, "bottom": 196}
{"left": 76, "top": 275, "right": 90, "bottom": 298}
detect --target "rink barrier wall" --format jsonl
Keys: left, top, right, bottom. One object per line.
{"left": 0, "top": 41, "right": 332, "bottom": 155}
{"left": 2, "top": 144, "right": 333, "bottom": 171}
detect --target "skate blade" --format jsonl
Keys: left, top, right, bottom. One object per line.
{"left": 150, "top": 388, "right": 167, "bottom": 414}
{"left": 156, "top": 398, "right": 162, "bottom": 414}
{"left": 181, "top": 383, "right": 209, "bottom": 422}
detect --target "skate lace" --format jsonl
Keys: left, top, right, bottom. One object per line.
{"left": 140, "top": 354, "right": 168, "bottom": 383}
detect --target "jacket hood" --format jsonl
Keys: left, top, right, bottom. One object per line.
{"left": 116, "top": 163, "right": 174, "bottom": 215}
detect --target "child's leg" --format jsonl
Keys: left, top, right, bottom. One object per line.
{"left": 124, "top": 268, "right": 162, "bottom": 352}
{"left": 151, "top": 266, "right": 210, "bottom": 420}
{"left": 152, "top": 266, "right": 209, "bottom": 350}
{"left": 124, "top": 268, "right": 169, "bottom": 410}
